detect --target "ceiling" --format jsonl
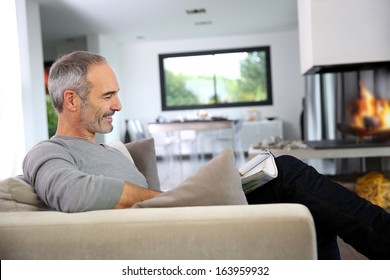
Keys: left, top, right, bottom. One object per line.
{"left": 35, "top": 0, "right": 298, "bottom": 44}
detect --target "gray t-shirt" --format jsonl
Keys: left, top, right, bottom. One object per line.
{"left": 23, "top": 136, "right": 148, "bottom": 212}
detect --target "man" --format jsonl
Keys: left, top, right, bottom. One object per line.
{"left": 24, "top": 51, "right": 161, "bottom": 212}
{"left": 23, "top": 51, "right": 390, "bottom": 259}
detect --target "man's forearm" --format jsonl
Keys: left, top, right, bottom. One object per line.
{"left": 114, "top": 181, "right": 162, "bottom": 209}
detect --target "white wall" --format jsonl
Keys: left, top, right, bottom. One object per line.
{"left": 298, "top": 0, "right": 390, "bottom": 74}
{"left": 87, "top": 34, "right": 122, "bottom": 143}
{"left": 118, "top": 29, "right": 305, "bottom": 141}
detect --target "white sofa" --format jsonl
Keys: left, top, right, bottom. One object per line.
{"left": 0, "top": 138, "right": 317, "bottom": 260}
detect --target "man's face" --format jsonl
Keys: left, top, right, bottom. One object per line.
{"left": 79, "top": 63, "right": 122, "bottom": 135}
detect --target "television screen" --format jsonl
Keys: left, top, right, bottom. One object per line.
{"left": 159, "top": 46, "right": 273, "bottom": 111}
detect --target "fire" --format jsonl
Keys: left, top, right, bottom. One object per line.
{"left": 352, "top": 82, "right": 390, "bottom": 131}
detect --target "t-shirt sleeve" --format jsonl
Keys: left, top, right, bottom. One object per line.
{"left": 23, "top": 142, "right": 124, "bottom": 212}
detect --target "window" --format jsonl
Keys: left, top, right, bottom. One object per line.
{"left": 159, "top": 46, "right": 272, "bottom": 111}
{"left": 44, "top": 61, "right": 58, "bottom": 138}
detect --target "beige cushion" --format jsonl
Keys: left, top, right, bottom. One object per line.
{"left": 133, "top": 149, "right": 248, "bottom": 208}
{"left": 0, "top": 176, "right": 48, "bottom": 211}
{"left": 125, "top": 138, "right": 160, "bottom": 190}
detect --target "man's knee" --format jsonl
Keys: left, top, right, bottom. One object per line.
{"left": 275, "top": 155, "right": 304, "bottom": 167}
{"left": 274, "top": 155, "right": 309, "bottom": 177}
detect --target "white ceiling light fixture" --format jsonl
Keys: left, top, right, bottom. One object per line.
{"left": 186, "top": 8, "right": 206, "bottom": 15}
{"left": 194, "top": 21, "right": 213, "bottom": 26}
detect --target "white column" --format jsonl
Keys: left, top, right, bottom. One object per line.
{"left": 16, "top": 0, "right": 48, "bottom": 150}
{"left": 0, "top": 0, "right": 25, "bottom": 178}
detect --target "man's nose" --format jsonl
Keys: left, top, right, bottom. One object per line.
{"left": 112, "top": 95, "right": 122, "bottom": 111}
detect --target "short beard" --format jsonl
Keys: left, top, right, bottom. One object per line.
{"left": 80, "top": 100, "right": 113, "bottom": 134}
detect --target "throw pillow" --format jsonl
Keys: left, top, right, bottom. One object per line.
{"left": 125, "top": 138, "right": 160, "bottom": 191}
{"left": 0, "top": 176, "right": 48, "bottom": 211}
{"left": 133, "top": 149, "right": 248, "bottom": 208}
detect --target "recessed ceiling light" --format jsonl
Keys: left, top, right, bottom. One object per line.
{"left": 186, "top": 8, "right": 206, "bottom": 15}
{"left": 194, "top": 21, "right": 212, "bottom": 26}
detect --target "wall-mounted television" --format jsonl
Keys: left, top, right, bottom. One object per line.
{"left": 159, "top": 46, "right": 273, "bottom": 111}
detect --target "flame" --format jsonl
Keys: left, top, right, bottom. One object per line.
{"left": 352, "top": 82, "right": 390, "bottom": 131}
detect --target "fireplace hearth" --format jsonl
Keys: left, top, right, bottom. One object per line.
{"left": 337, "top": 123, "right": 390, "bottom": 142}
{"left": 306, "top": 138, "right": 390, "bottom": 150}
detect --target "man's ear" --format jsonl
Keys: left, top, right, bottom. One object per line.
{"left": 63, "top": 90, "right": 80, "bottom": 112}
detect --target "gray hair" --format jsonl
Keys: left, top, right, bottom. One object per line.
{"left": 48, "top": 51, "right": 107, "bottom": 112}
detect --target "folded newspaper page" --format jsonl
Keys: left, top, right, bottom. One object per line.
{"left": 239, "top": 150, "right": 278, "bottom": 194}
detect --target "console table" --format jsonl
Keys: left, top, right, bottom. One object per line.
{"left": 148, "top": 120, "right": 237, "bottom": 157}
{"left": 148, "top": 120, "right": 237, "bottom": 178}
{"left": 148, "top": 120, "right": 235, "bottom": 134}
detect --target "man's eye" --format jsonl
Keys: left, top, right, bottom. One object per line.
{"left": 104, "top": 94, "right": 114, "bottom": 99}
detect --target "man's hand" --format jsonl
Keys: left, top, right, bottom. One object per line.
{"left": 114, "top": 181, "right": 162, "bottom": 209}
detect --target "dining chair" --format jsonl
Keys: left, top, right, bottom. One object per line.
{"left": 212, "top": 119, "right": 245, "bottom": 167}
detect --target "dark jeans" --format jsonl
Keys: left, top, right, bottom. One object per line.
{"left": 245, "top": 155, "right": 390, "bottom": 260}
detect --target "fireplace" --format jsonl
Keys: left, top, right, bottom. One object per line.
{"left": 297, "top": 0, "right": 390, "bottom": 173}
{"left": 337, "top": 68, "right": 390, "bottom": 141}
{"left": 303, "top": 64, "right": 390, "bottom": 173}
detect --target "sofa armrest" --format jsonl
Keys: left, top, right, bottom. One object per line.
{"left": 0, "top": 204, "right": 317, "bottom": 260}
